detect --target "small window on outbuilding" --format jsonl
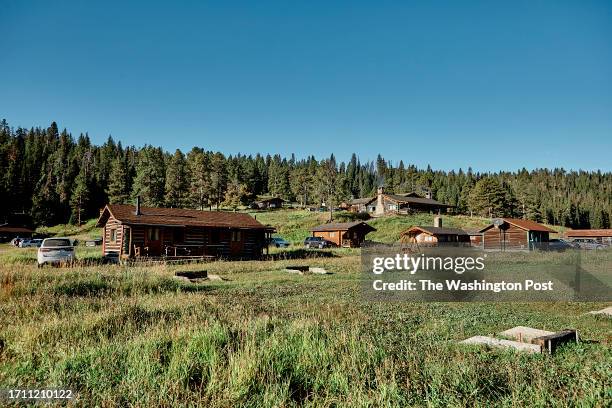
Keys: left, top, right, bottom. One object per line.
{"left": 231, "top": 230, "right": 242, "bottom": 242}
{"left": 110, "top": 228, "right": 117, "bottom": 243}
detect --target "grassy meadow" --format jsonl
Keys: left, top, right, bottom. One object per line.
{"left": 0, "top": 210, "right": 610, "bottom": 406}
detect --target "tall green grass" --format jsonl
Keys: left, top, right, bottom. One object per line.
{"left": 0, "top": 256, "right": 610, "bottom": 406}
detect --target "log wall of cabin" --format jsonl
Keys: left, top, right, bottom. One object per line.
{"left": 483, "top": 224, "right": 529, "bottom": 250}
{"left": 123, "top": 224, "right": 264, "bottom": 259}
{"left": 103, "top": 217, "right": 123, "bottom": 256}
{"left": 313, "top": 230, "right": 344, "bottom": 246}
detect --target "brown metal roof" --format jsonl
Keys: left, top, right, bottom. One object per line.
{"left": 311, "top": 221, "right": 376, "bottom": 232}
{"left": 564, "top": 229, "right": 612, "bottom": 237}
{"left": 383, "top": 194, "right": 453, "bottom": 207}
{"left": 0, "top": 226, "right": 34, "bottom": 233}
{"left": 96, "top": 204, "right": 271, "bottom": 229}
{"left": 349, "top": 197, "right": 375, "bottom": 205}
{"left": 401, "top": 226, "right": 469, "bottom": 236}
{"left": 479, "top": 218, "right": 556, "bottom": 233}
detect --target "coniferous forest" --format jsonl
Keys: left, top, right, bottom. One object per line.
{"left": 0, "top": 119, "right": 610, "bottom": 229}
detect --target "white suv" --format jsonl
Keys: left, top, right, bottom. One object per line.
{"left": 37, "top": 237, "right": 75, "bottom": 267}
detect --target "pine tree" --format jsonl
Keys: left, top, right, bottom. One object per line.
{"left": 131, "top": 146, "right": 166, "bottom": 207}
{"left": 164, "top": 149, "right": 188, "bottom": 207}
{"left": 70, "top": 169, "right": 89, "bottom": 225}
{"left": 289, "top": 167, "right": 312, "bottom": 207}
{"left": 209, "top": 152, "right": 227, "bottom": 209}
{"left": 106, "top": 156, "right": 130, "bottom": 204}
{"left": 186, "top": 148, "right": 212, "bottom": 210}
{"left": 468, "top": 177, "right": 509, "bottom": 218}
{"left": 223, "top": 179, "right": 249, "bottom": 210}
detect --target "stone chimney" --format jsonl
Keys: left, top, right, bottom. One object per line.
{"left": 375, "top": 186, "right": 385, "bottom": 216}
{"left": 135, "top": 196, "right": 141, "bottom": 216}
{"left": 434, "top": 216, "right": 442, "bottom": 228}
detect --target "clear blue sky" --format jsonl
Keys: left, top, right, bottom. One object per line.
{"left": 1, "top": 0, "right": 611, "bottom": 171}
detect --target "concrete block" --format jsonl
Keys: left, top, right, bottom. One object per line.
{"left": 459, "top": 336, "right": 542, "bottom": 354}
{"left": 588, "top": 306, "right": 612, "bottom": 316}
{"left": 532, "top": 329, "right": 579, "bottom": 354}
{"left": 499, "top": 326, "right": 555, "bottom": 343}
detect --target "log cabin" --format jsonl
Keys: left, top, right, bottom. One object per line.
{"left": 348, "top": 187, "right": 453, "bottom": 215}
{"left": 347, "top": 197, "right": 377, "bottom": 213}
{"left": 400, "top": 217, "right": 470, "bottom": 245}
{"left": 563, "top": 229, "right": 612, "bottom": 246}
{"left": 374, "top": 187, "right": 453, "bottom": 216}
{"left": 310, "top": 221, "right": 376, "bottom": 247}
{"left": 478, "top": 218, "right": 556, "bottom": 250}
{"left": 96, "top": 198, "right": 274, "bottom": 260}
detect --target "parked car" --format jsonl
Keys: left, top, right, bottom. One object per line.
{"left": 570, "top": 238, "right": 607, "bottom": 250}
{"left": 269, "top": 237, "right": 290, "bottom": 248}
{"left": 85, "top": 238, "right": 103, "bottom": 247}
{"left": 20, "top": 238, "right": 43, "bottom": 248}
{"left": 18, "top": 239, "right": 32, "bottom": 248}
{"left": 37, "top": 237, "right": 75, "bottom": 266}
{"left": 304, "top": 236, "right": 333, "bottom": 249}
{"left": 544, "top": 239, "right": 576, "bottom": 251}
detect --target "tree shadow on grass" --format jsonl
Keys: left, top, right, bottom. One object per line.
{"left": 264, "top": 249, "right": 337, "bottom": 261}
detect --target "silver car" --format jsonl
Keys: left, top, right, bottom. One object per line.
{"left": 37, "top": 237, "right": 75, "bottom": 266}
{"left": 21, "top": 238, "right": 43, "bottom": 248}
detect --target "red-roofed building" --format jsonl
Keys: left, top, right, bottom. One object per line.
{"left": 563, "top": 229, "right": 612, "bottom": 245}
{"left": 96, "top": 198, "right": 274, "bottom": 260}
{"left": 478, "top": 218, "right": 556, "bottom": 250}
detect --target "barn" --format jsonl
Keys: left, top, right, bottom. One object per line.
{"left": 400, "top": 217, "right": 470, "bottom": 245}
{"left": 310, "top": 221, "right": 376, "bottom": 247}
{"left": 479, "top": 218, "right": 556, "bottom": 250}
{"left": 96, "top": 198, "right": 274, "bottom": 260}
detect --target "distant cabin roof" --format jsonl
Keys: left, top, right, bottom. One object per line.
{"left": 402, "top": 226, "right": 469, "bottom": 236}
{"left": 96, "top": 204, "right": 271, "bottom": 230}
{"left": 479, "top": 218, "right": 556, "bottom": 233}
{"left": 256, "top": 197, "right": 285, "bottom": 203}
{"left": 349, "top": 197, "right": 375, "bottom": 205}
{"left": 311, "top": 221, "right": 376, "bottom": 232}
{"left": 383, "top": 194, "right": 454, "bottom": 207}
{"left": 0, "top": 226, "right": 34, "bottom": 233}
{"left": 564, "top": 229, "right": 612, "bottom": 237}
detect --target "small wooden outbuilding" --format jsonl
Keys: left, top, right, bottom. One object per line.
{"left": 310, "top": 221, "right": 376, "bottom": 248}
{"left": 401, "top": 226, "right": 471, "bottom": 245}
{"left": 96, "top": 199, "right": 274, "bottom": 260}
{"left": 252, "top": 197, "right": 285, "bottom": 210}
{"left": 400, "top": 216, "right": 470, "bottom": 245}
{"left": 479, "top": 218, "right": 556, "bottom": 250}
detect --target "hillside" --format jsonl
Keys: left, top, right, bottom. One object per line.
{"left": 34, "top": 209, "right": 566, "bottom": 245}
{"left": 252, "top": 210, "right": 494, "bottom": 244}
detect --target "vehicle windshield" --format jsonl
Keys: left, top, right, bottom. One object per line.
{"left": 43, "top": 239, "right": 72, "bottom": 247}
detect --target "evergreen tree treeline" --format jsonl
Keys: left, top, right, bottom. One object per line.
{"left": 0, "top": 119, "right": 610, "bottom": 228}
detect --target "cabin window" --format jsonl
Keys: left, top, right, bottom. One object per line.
{"left": 173, "top": 228, "right": 185, "bottom": 243}
{"left": 210, "top": 229, "right": 220, "bottom": 243}
{"left": 231, "top": 230, "right": 242, "bottom": 242}
{"left": 110, "top": 228, "right": 117, "bottom": 243}
{"left": 330, "top": 232, "right": 336, "bottom": 238}
{"left": 147, "top": 228, "right": 160, "bottom": 241}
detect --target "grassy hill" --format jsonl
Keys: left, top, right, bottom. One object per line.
{"left": 33, "top": 209, "right": 563, "bottom": 246}
{"left": 35, "top": 218, "right": 101, "bottom": 241}
{"left": 250, "top": 209, "right": 492, "bottom": 244}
